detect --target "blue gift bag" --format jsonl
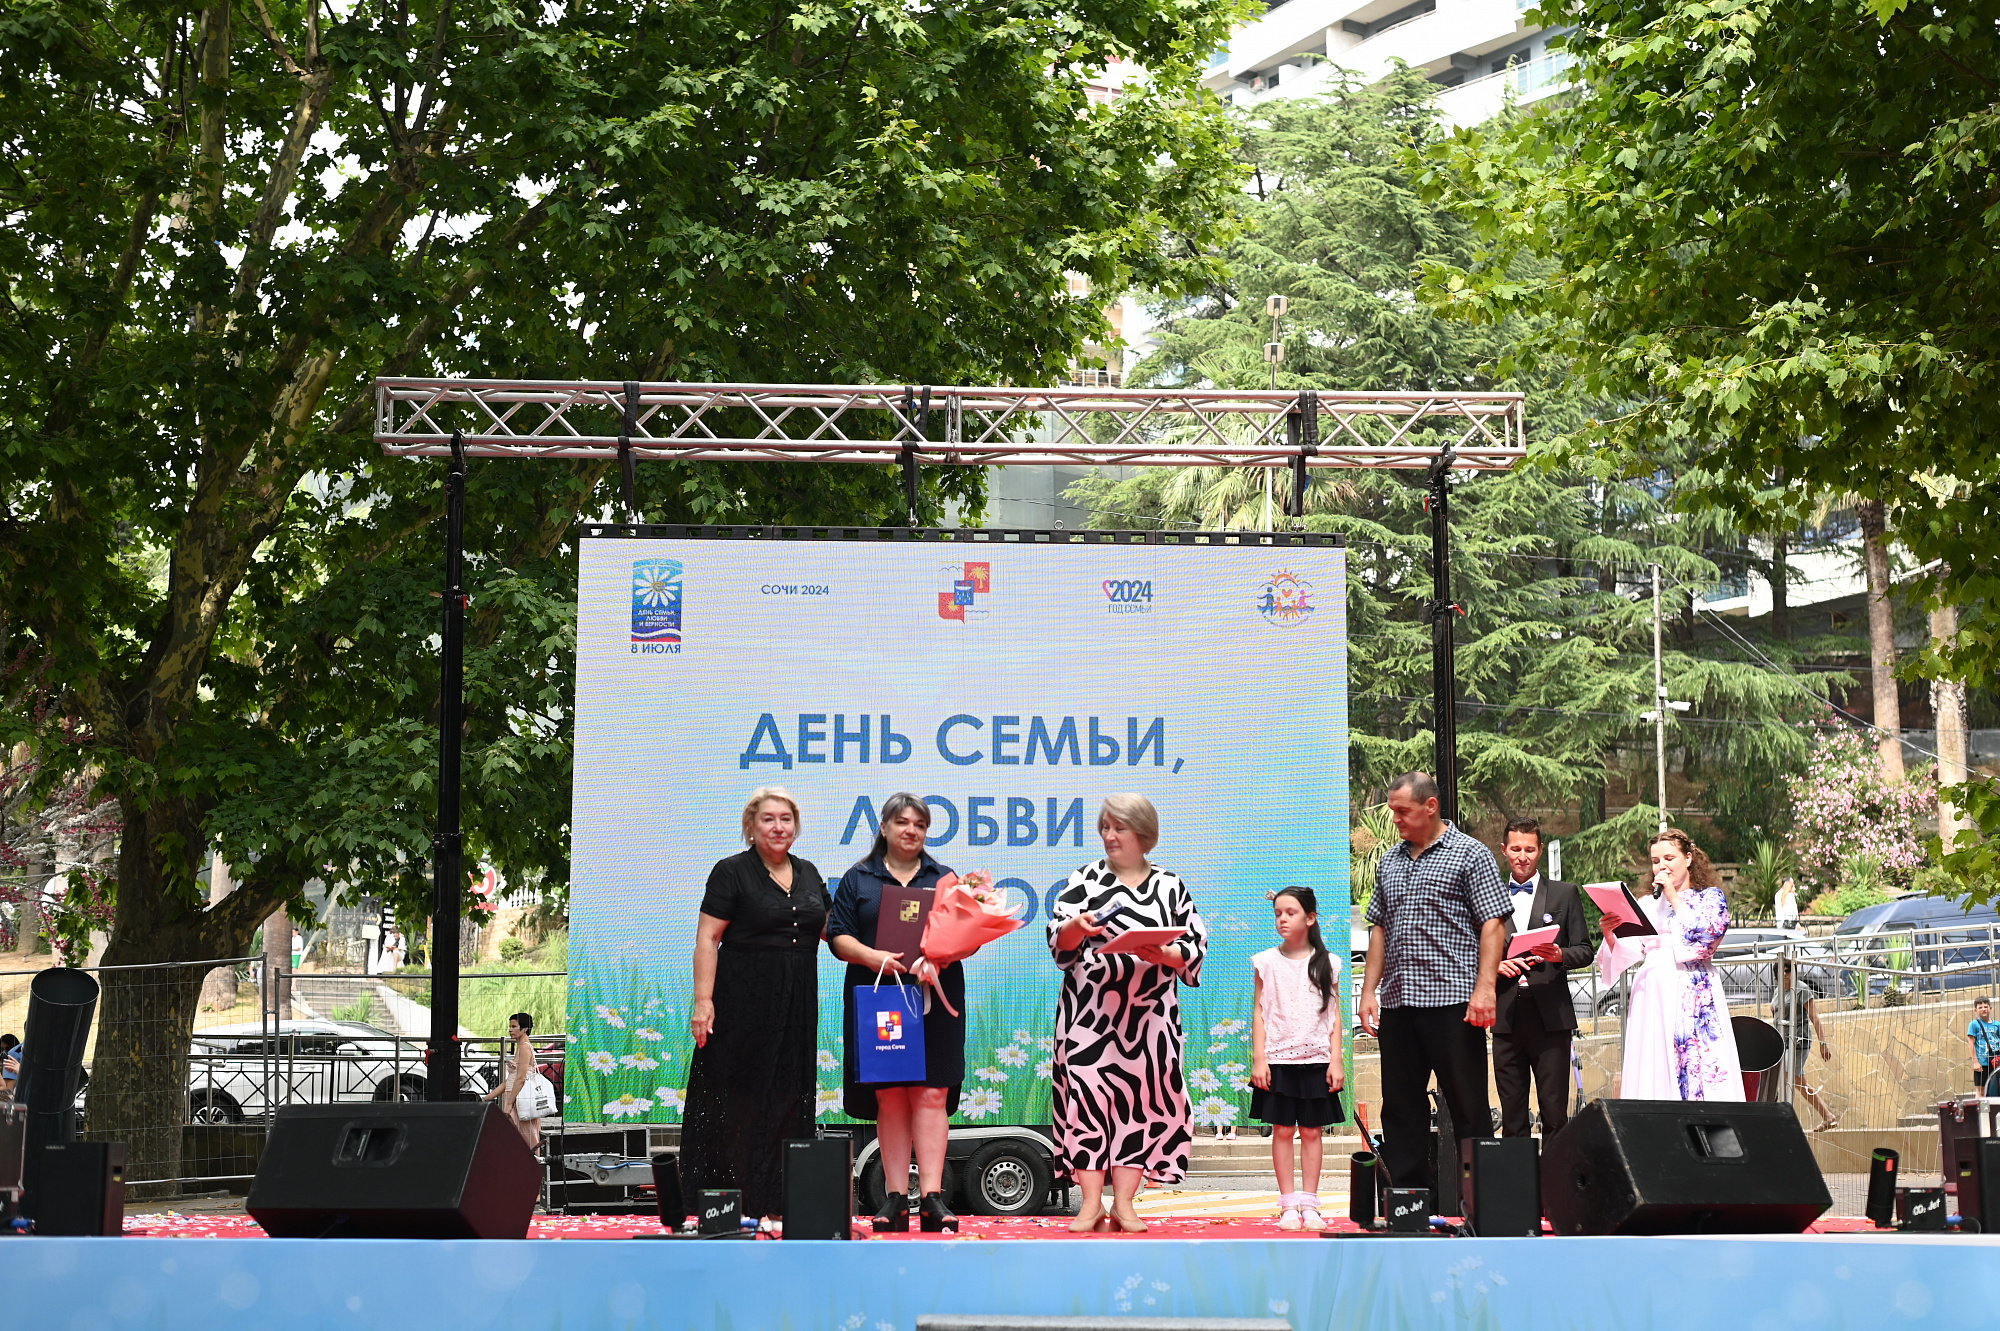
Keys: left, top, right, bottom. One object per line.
{"left": 855, "top": 970, "right": 926, "bottom": 1085}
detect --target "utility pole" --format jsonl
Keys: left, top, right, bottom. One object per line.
{"left": 1263, "top": 295, "right": 1287, "bottom": 533}
{"left": 1639, "top": 563, "right": 1691, "bottom": 833}
{"left": 428, "top": 428, "right": 466, "bottom": 1100}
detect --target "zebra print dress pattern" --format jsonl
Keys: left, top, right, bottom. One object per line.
{"left": 1047, "top": 860, "right": 1209, "bottom": 1183}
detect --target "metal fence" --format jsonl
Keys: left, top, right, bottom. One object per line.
{"left": 0, "top": 960, "right": 572, "bottom": 1195}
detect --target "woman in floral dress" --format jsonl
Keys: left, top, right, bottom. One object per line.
{"left": 1597, "top": 828, "right": 1744, "bottom": 1101}
{"left": 1048, "top": 794, "right": 1208, "bottom": 1233}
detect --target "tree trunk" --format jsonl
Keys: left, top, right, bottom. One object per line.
{"left": 198, "top": 856, "right": 239, "bottom": 1012}
{"left": 1932, "top": 599, "right": 1972, "bottom": 847}
{"left": 86, "top": 795, "right": 280, "bottom": 1199}
{"left": 1857, "top": 499, "right": 1904, "bottom": 782}
{"left": 265, "top": 904, "right": 292, "bottom": 1021}
{"left": 1770, "top": 531, "right": 1790, "bottom": 641}
{"left": 13, "top": 846, "right": 49, "bottom": 955}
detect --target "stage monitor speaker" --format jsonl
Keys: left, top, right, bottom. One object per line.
{"left": 651, "top": 1152, "right": 686, "bottom": 1228}
{"left": 1541, "top": 1100, "right": 1830, "bottom": 1236}
{"left": 1460, "top": 1136, "right": 1540, "bottom": 1236}
{"left": 782, "top": 1136, "right": 852, "bottom": 1239}
{"left": 247, "top": 1102, "right": 540, "bottom": 1239}
{"left": 34, "top": 1140, "right": 124, "bottom": 1236}
{"left": 1951, "top": 1135, "right": 2000, "bottom": 1232}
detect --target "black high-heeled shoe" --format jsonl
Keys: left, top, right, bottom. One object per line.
{"left": 918, "top": 1191, "right": 959, "bottom": 1233}
{"left": 872, "top": 1191, "right": 911, "bottom": 1233}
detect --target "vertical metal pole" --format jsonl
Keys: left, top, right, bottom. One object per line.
{"left": 1427, "top": 449, "right": 1459, "bottom": 823}
{"left": 429, "top": 429, "right": 466, "bottom": 1101}
{"left": 1653, "top": 563, "right": 1668, "bottom": 833}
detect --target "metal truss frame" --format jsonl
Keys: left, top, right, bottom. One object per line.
{"left": 373, "top": 379, "right": 1526, "bottom": 472}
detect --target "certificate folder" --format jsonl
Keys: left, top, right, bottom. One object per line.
{"left": 1583, "top": 882, "right": 1658, "bottom": 938}
{"left": 876, "top": 884, "right": 933, "bottom": 968}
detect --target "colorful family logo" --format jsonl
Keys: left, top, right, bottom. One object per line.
{"left": 938, "top": 561, "right": 992, "bottom": 621}
{"left": 630, "top": 559, "right": 683, "bottom": 647}
{"left": 1257, "top": 569, "right": 1314, "bottom": 627}
{"left": 1102, "top": 578, "right": 1153, "bottom": 614}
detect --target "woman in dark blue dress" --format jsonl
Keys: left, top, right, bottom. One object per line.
{"left": 828, "top": 793, "right": 966, "bottom": 1232}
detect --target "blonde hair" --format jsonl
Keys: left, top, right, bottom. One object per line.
{"left": 1097, "top": 793, "right": 1160, "bottom": 853}
{"left": 742, "top": 787, "right": 801, "bottom": 842}
{"left": 1647, "top": 827, "right": 1719, "bottom": 889}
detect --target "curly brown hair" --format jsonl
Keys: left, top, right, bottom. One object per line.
{"left": 1643, "top": 827, "right": 1719, "bottom": 890}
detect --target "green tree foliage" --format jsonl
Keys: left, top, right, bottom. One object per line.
{"left": 0, "top": 0, "right": 1242, "bottom": 1182}
{"left": 1411, "top": 0, "right": 2000, "bottom": 885}
{"left": 1075, "top": 72, "right": 1831, "bottom": 882}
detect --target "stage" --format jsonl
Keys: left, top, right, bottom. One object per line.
{"left": 11, "top": 1219, "right": 1993, "bottom": 1330}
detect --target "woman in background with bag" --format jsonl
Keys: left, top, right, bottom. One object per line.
{"left": 483, "top": 1011, "right": 552, "bottom": 1155}
{"left": 828, "top": 793, "right": 965, "bottom": 1233}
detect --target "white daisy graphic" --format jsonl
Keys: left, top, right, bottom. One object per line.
{"left": 1209, "top": 1018, "right": 1246, "bottom": 1037}
{"left": 1218, "top": 1061, "right": 1246, "bottom": 1076}
{"left": 815, "top": 1086, "right": 845, "bottom": 1117}
{"left": 595, "top": 1005, "right": 627, "bottom": 1029}
{"left": 603, "top": 1094, "right": 653, "bottom": 1119}
{"left": 635, "top": 1027, "right": 664, "bottom": 1041}
{"left": 974, "top": 1066, "right": 1008, "bottom": 1083}
{"left": 1012, "top": 1029, "right": 1032, "bottom": 1044}
{"left": 963, "top": 1087, "right": 1003, "bottom": 1120}
{"left": 1036, "top": 1059, "right": 1053, "bottom": 1080}
{"left": 995, "top": 1045, "right": 1028, "bottom": 1067}
{"left": 1189, "top": 1095, "right": 1238, "bottom": 1128}
{"left": 1188, "top": 1067, "right": 1221, "bottom": 1092}
{"left": 1228, "top": 1074, "right": 1252, "bottom": 1093}
{"left": 620, "top": 1053, "right": 660, "bottom": 1071}
{"left": 1037, "top": 1037, "right": 1055, "bottom": 1052}
{"left": 586, "top": 1051, "right": 617, "bottom": 1074}
{"left": 654, "top": 1087, "right": 687, "bottom": 1112}
{"left": 817, "top": 1049, "right": 839, "bottom": 1071}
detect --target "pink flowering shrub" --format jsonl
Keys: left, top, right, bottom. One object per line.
{"left": 1785, "top": 728, "right": 1937, "bottom": 897}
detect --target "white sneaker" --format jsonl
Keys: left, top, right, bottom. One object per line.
{"left": 1277, "top": 1193, "right": 1303, "bottom": 1231}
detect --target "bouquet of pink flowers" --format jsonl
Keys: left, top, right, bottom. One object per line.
{"left": 918, "top": 870, "right": 1026, "bottom": 1016}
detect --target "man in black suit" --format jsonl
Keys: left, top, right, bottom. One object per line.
{"left": 1492, "top": 817, "right": 1594, "bottom": 1140}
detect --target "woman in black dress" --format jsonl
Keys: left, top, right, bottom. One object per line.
{"left": 827, "top": 793, "right": 965, "bottom": 1233}
{"left": 679, "top": 787, "right": 830, "bottom": 1227}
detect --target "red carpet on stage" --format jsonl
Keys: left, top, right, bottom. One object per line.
{"left": 122, "top": 1211, "right": 1879, "bottom": 1239}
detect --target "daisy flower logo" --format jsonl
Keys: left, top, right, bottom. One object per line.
{"left": 815, "top": 1086, "right": 845, "bottom": 1117}
{"left": 654, "top": 1087, "right": 687, "bottom": 1113}
{"left": 817, "top": 1049, "right": 839, "bottom": 1071}
{"left": 603, "top": 1094, "right": 653, "bottom": 1120}
{"left": 595, "top": 1005, "right": 627, "bottom": 1029}
{"left": 963, "top": 1087, "right": 1002, "bottom": 1120}
{"left": 620, "top": 1053, "right": 660, "bottom": 1071}
{"left": 1188, "top": 1067, "right": 1221, "bottom": 1092}
{"left": 1209, "top": 1018, "right": 1246, "bottom": 1038}
{"left": 1189, "top": 1095, "right": 1238, "bottom": 1128}
{"left": 635, "top": 1027, "right": 664, "bottom": 1042}
{"left": 974, "top": 1066, "right": 1008, "bottom": 1083}
{"left": 995, "top": 1045, "right": 1028, "bottom": 1068}
{"left": 586, "top": 1051, "right": 618, "bottom": 1074}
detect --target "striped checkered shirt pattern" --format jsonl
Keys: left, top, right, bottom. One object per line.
{"left": 1366, "top": 821, "right": 1512, "bottom": 1008}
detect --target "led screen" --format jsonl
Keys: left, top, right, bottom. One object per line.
{"left": 567, "top": 533, "right": 1350, "bottom": 1127}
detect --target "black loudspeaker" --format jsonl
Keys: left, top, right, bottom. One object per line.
{"left": 1541, "top": 1100, "right": 1831, "bottom": 1235}
{"left": 1460, "top": 1136, "right": 1541, "bottom": 1236}
{"left": 35, "top": 1141, "right": 124, "bottom": 1236}
{"left": 1952, "top": 1136, "right": 2000, "bottom": 1232}
{"left": 1865, "top": 1148, "right": 1898, "bottom": 1228}
{"left": 782, "top": 1136, "right": 852, "bottom": 1239}
{"left": 247, "top": 1103, "right": 540, "bottom": 1238}
{"left": 651, "top": 1153, "right": 686, "bottom": 1228}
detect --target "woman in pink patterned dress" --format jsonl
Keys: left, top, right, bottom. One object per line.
{"left": 1597, "top": 828, "right": 1744, "bottom": 1101}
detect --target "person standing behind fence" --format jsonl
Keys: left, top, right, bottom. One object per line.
{"left": 0, "top": 1035, "right": 16, "bottom": 1103}
{"left": 1596, "top": 828, "right": 1742, "bottom": 1101}
{"left": 1968, "top": 997, "right": 2000, "bottom": 1094}
{"left": 1356, "top": 772, "right": 1511, "bottom": 1193}
{"left": 680, "top": 787, "right": 830, "bottom": 1231}
{"left": 1776, "top": 958, "right": 1837, "bottom": 1130}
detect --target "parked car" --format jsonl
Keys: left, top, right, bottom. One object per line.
{"left": 184, "top": 1020, "right": 498, "bottom": 1123}
{"left": 1569, "top": 927, "right": 1820, "bottom": 1021}
{"left": 1825, "top": 895, "right": 2000, "bottom": 998}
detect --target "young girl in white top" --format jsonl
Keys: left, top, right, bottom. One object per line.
{"left": 1250, "top": 886, "right": 1346, "bottom": 1231}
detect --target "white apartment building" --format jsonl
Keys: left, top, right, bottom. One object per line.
{"left": 1203, "top": 0, "right": 1573, "bottom": 127}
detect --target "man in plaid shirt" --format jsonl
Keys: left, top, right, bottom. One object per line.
{"left": 1358, "top": 772, "right": 1512, "bottom": 1192}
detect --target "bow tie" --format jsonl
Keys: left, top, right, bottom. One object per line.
{"left": 1511, "top": 883, "right": 1535, "bottom": 895}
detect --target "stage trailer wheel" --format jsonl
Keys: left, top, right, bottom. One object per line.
{"left": 964, "top": 1141, "right": 1052, "bottom": 1217}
